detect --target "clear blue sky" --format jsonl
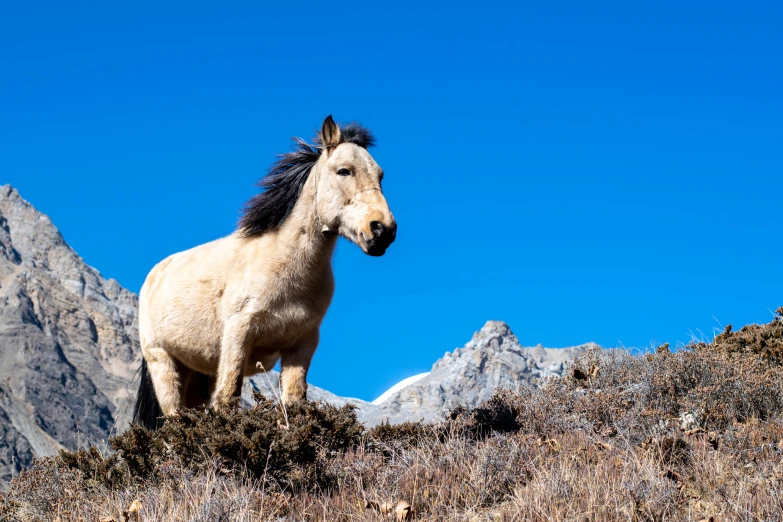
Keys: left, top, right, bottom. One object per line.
{"left": 2, "top": 1, "right": 781, "bottom": 401}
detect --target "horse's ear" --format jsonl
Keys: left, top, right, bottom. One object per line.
{"left": 321, "top": 115, "right": 342, "bottom": 150}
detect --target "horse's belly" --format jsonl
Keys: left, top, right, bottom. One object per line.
{"left": 154, "top": 312, "right": 222, "bottom": 374}
{"left": 164, "top": 336, "right": 221, "bottom": 374}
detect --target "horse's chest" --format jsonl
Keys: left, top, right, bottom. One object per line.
{"left": 242, "top": 267, "right": 333, "bottom": 350}
{"left": 251, "top": 296, "right": 324, "bottom": 349}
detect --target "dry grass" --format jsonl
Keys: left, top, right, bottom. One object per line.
{"left": 2, "top": 308, "right": 783, "bottom": 521}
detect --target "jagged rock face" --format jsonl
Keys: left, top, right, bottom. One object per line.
{"left": 358, "top": 321, "right": 596, "bottom": 425}
{"left": 0, "top": 185, "right": 140, "bottom": 483}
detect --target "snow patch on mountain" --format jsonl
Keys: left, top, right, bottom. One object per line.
{"left": 372, "top": 372, "right": 431, "bottom": 405}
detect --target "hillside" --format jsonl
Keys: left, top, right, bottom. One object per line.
{"left": 3, "top": 309, "right": 783, "bottom": 521}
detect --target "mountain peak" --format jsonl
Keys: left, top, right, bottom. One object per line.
{"left": 430, "top": 321, "right": 521, "bottom": 371}
{"left": 0, "top": 184, "right": 69, "bottom": 269}
{"left": 470, "top": 320, "right": 520, "bottom": 351}
{"left": 1, "top": 184, "right": 18, "bottom": 199}
{"left": 475, "top": 320, "right": 515, "bottom": 339}
{"left": 1, "top": 184, "right": 42, "bottom": 215}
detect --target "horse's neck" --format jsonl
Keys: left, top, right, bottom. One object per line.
{"left": 273, "top": 179, "right": 336, "bottom": 277}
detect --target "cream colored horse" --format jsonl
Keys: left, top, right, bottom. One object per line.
{"left": 133, "top": 116, "right": 396, "bottom": 428}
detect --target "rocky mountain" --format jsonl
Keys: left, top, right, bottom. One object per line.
{"left": 0, "top": 184, "right": 596, "bottom": 484}
{"left": 0, "top": 185, "right": 140, "bottom": 483}
{"left": 361, "top": 321, "right": 596, "bottom": 424}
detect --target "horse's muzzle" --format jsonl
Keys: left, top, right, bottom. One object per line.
{"left": 365, "top": 220, "right": 397, "bottom": 256}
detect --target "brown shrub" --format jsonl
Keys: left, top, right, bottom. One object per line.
{"left": 365, "top": 420, "right": 428, "bottom": 457}
{"left": 57, "top": 395, "right": 363, "bottom": 491}
{"left": 696, "top": 306, "right": 783, "bottom": 363}
{"left": 366, "top": 420, "right": 427, "bottom": 445}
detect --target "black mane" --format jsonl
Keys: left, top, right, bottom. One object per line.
{"left": 238, "top": 122, "right": 375, "bottom": 237}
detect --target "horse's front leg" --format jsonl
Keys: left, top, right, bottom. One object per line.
{"left": 212, "top": 316, "right": 250, "bottom": 410}
{"left": 280, "top": 330, "right": 319, "bottom": 405}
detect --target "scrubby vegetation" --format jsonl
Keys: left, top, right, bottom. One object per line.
{"left": 2, "top": 309, "right": 783, "bottom": 521}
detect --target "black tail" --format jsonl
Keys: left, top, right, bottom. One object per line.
{"left": 133, "top": 358, "right": 164, "bottom": 430}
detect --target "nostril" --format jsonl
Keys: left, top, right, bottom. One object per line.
{"left": 370, "top": 221, "right": 385, "bottom": 239}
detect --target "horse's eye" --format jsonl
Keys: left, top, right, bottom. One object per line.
{"left": 337, "top": 168, "right": 351, "bottom": 176}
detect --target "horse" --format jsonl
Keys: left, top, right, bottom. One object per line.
{"left": 132, "top": 116, "right": 396, "bottom": 429}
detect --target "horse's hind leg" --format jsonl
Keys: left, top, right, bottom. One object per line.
{"left": 145, "top": 347, "right": 182, "bottom": 416}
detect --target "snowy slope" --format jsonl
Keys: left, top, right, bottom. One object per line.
{"left": 371, "top": 373, "right": 431, "bottom": 405}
